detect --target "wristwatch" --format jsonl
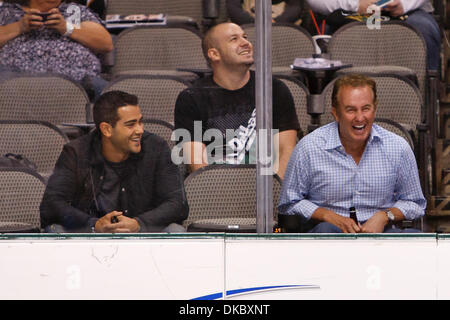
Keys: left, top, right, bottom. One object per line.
{"left": 384, "top": 209, "right": 395, "bottom": 223}
{"left": 63, "top": 21, "right": 74, "bottom": 37}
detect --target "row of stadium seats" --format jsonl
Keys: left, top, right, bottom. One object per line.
{"left": 0, "top": 71, "right": 429, "bottom": 233}
{"left": 106, "top": 22, "right": 429, "bottom": 100}
{"left": 0, "top": 72, "right": 424, "bottom": 150}
{"left": 0, "top": 163, "right": 281, "bottom": 233}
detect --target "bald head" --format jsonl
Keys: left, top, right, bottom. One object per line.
{"left": 201, "top": 22, "right": 254, "bottom": 68}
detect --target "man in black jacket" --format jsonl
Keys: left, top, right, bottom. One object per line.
{"left": 40, "top": 90, "right": 188, "bottom": 233}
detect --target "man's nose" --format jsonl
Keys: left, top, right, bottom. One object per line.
{"left": 354, "top": 110, "right": 365, "bottom": 121}
{"left": 136, "top": 123, "right": 144, "bottom": 134}
{"left": 240, "top": 36, "right": 251, "bottom": 47}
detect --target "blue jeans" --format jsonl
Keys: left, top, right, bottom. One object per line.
{"left": 404, "top": 9, "right": 441, "bottom": 71}
{"left": 308, "top": 222, "right": 422, "bottom": 233}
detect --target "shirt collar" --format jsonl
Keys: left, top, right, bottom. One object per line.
{"left": 324, "top": 121, "right": 381, "bottom": 151}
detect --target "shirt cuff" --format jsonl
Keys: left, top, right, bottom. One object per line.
{"left": 393, "top": 200, "right": 425, "bottom": 221}
{"left": 281, "top": 199, "right": 319, "bottom": 221}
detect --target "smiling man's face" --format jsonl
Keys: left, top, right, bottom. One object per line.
{"left": 108, "top": 105, "right": 144, "bottom": 157}
{"left": 331, "top": 85, "right": 377, "bottom": 149}
{"left": 209, "top": 23, "right": 254, "bottom": 67}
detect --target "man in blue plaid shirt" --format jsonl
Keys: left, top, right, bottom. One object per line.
{"left": 278, "top": 74, "right": 426, "bottom": 233}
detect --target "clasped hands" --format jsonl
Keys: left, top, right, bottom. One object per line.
{"left": 19, "top": 8, "right": 69, "bottom": 35}
{"left": 325, "top": 210, "right": 389, "bottom": 233}
{"left": 94, "top": 211, "right": 141, "bottom": 233}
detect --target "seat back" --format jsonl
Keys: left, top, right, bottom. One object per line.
{"left": 183, "top": 164, "right": 281, "bottom": 231}
{"left": 143, "top": 119, "right": 188, "bottom": 179}
{"left": 0, "top": 121, "right": 69, "bottom": 180}
{"left": 242, "top": 23, "right": 316, "bottom": 68}
{"left": 112, "top": 26, "right": 207, "bottom": 76}
{"left": 0, "top": 168, "right": 46, "bottom": 232}
{"left": 105, "top": 0, "right": 204, "bottom": 26}
{"left": 319, "top": 74, "right": 424, "bottom": 132}
{"left": 374, "top": 118, "right": 415, "bottom": 151}
{"left": 143, "top": 119, "right": 175, "bottom": 148}
{"left": 102, "top": 75, "right": 189, "bottom": 124}
{"left": 0, "top": 73, "right": 90, "bottom": 125}
{"left": 328, "top": 21, "right": 427, "bottom": 98}
{"left": 276, "top": 75, "right": 310, "bottom": 136}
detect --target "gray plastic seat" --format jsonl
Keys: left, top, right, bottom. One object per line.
{"left": 111, "top": 26, "right": 207, "bottom": 80}
{"left": 143, "top": 119, "right": 175, "bottom": 149}
{"left": 319, "top": 74, "right": 424, "bottom": 133}
{"left": 0, "top": 73, "right": 90, "bottom": 125}
{"left": 242, "top": 23, "right": 316, "bottom": 76}
{"left": 183, "top": 164, "right": 282, "bottom": 232}
{"left": 102, "top": 75, "right": 190, "bottom": 125}
{"left": 0, "top": 121, "right": 69, "bottom": 180}
{"left": 276, "top": 75, "right": 310, "bottom": 136}
{"left": 328, "top": 21, "right": 427, "bottom": 100}
{"left": 0, "top": 168, "right": 46, "bottom": 233}
{"left": 105, "top": 0, "right": 204, "bottom": 27}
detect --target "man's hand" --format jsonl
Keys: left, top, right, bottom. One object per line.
{"left": 112, "top": 214, "right": 141, "bottom": 233}
{"left": 384, "top": 0, "right": 405, "bottom": 17}
{"left": 360, "top": 211, "right": 389, "bottom": 233}
{"left": 358, "top": 0, "right": 378, "bottom": 14}
{"left": 313, "top": 208, "right": 362, "bottom": 233}
{"left": 95, "top": 211, "right": 140, "bottom": 233}
{"left": 326, "top": 214, "right": 362, "bottom": 233}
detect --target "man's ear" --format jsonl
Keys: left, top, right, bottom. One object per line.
{"left": 208, "top": 48, "right": 220, "bottom": 63}
{"left": 331, "top": 106, "right": 339, "bottom": 121}
{"left": 99, "top": 122, "right": 112, "bottom": 138}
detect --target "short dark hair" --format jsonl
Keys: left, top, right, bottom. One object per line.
{"left": 93, "top": 91, "right": 138, "bottom": 131}
{"left": 332, "top": 74, "right": 378, "bottom": 109}
{"left": 201, "top": 24, "right": 221, "bottom": 67}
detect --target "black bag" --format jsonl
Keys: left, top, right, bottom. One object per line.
{"left": 0, "top": 153, "right": 38, "bottom": 171}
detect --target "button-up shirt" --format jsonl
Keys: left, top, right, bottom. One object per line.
{"left": 278, "top": 122, "right": 426, "bottom": 222}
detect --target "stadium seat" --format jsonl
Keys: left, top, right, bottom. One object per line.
{"left": 101, "top": 74, "right": 190, "bottom": 125}
{"left": 275, "top": 75, "right": 311, "bottom": 137}
{"left": 105, "top": 0, "right": 202, "bottom": 28}
{"left": 0, "top": 73, "right": 90, "bottom": 126}
{"left": 143, "top": 119, "right": 175, "bottom": 148}
{"left": 328, "top": 21, "right": 427, "bottom": 99}
{"left": 142, "top": 119, "right": 188, "bottom": 180}
{"left": 111, "top": 25, "right": 208, "bottom": 82}
{"left": 319, "top": 74, "right": 424, "bottom": 133}
{"left": 374, "top": 118, "right": 415, "bottom": 151}
{"left": 0, "top": 168, "right": 46, "bottom": 233}
{"left": 0, "top": 121, "right": 69, "bottom": 181}
{"left": 242, "top": 23, "right": 316, "bottom": 77}
{"left": 183, "top": 164, "right": 282, "bottom": 232}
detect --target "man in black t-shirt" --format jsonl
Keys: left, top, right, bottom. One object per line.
{"left": 174, "top": 22, "right": 299, "bottom": 178}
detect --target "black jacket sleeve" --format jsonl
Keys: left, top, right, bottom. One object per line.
{"left": 40, "top": 144, "right": 93, "bottom": 230}
{"left": 134, "top": 138, "right": 189, "bottom": 232}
